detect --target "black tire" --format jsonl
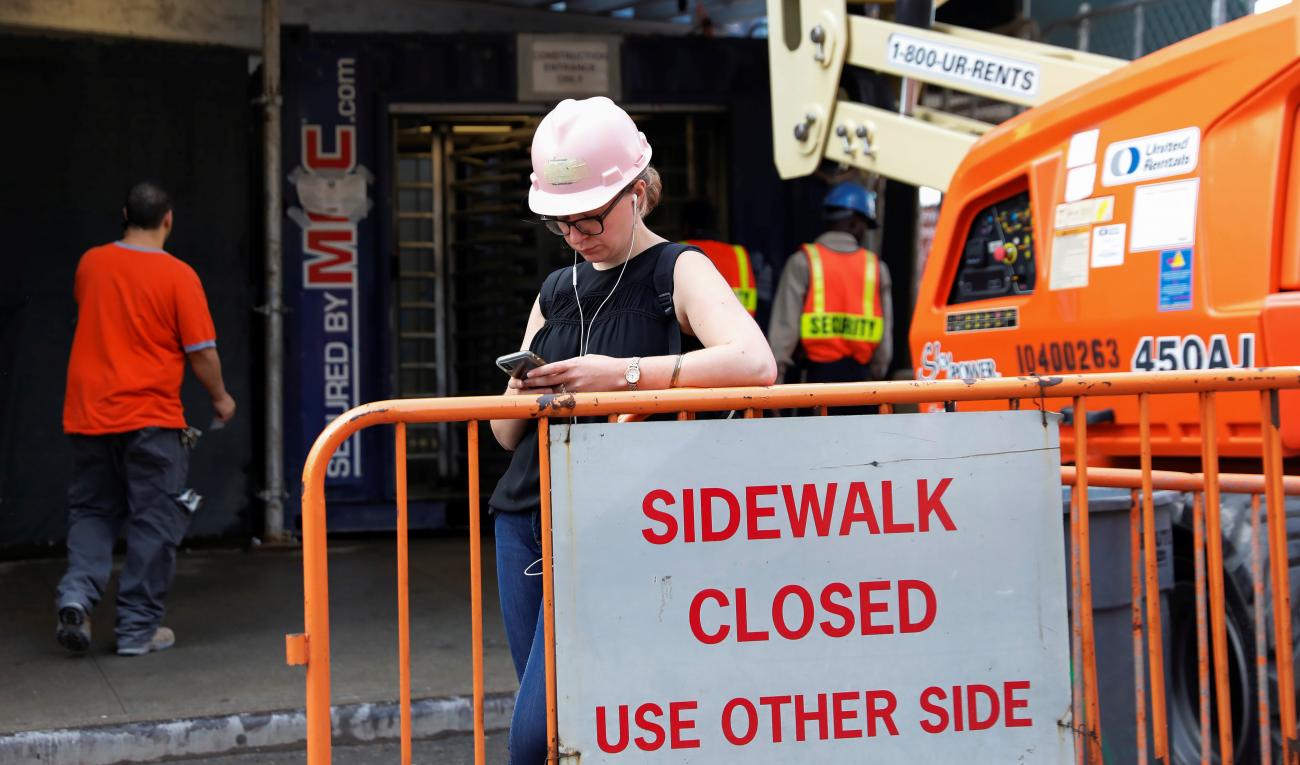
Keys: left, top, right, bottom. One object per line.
{"left": 1168, "top": 493, "right": 1300, "bottom": 765}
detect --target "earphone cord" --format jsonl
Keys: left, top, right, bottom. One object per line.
{"left": 575, "top": 198, "right": 637, "bottom": 357}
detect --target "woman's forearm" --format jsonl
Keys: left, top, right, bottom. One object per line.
{"left": 637, "top": 341, "right": 777, "bottom": 391}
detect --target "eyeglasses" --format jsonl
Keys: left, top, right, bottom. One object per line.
{"left": 539, "top": 185, "right": 632, "bottom": 237}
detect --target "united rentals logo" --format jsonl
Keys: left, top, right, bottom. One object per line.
{"left": 1101, "top": 127, "right": 1199, "bottom": 187}
{"left": 288, "top": 56, "right": 371, "bottom": 480}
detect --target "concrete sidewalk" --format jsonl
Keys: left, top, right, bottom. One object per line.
{"left": 0, "top": 537, "right": 517, "bottom": 763}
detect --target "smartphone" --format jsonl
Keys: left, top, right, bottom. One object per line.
{"left": 496, "top": 350, "right": 547, "bottom": 379}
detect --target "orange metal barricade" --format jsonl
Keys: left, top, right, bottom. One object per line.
{"left": 287, "top": 368, "right": 1300, "bottom": 765}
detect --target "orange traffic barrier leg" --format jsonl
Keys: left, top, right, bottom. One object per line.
{"left": 1074, "top": 397, "right": 1103, "bottom": 763}
{"left": 1199, "top": 393, "right": 1235, "bottom": 765}
{"left": 1251, "top": 493, "right": 1272, "bottom": 765}
{"left": 301, "top": 437, "right": 334, "bottom": 765}
{"left": 1131, "top": 490, "right": 1149, "bottom": 765}
{"left": 1193, "top": 492, "right": 1211, "bottom": 765}
{"left": 1139, "top": 395, "right": 1171, "bottom": 765}
{"left": 1262, "top": 391, "right": 1298, "bottom": 764}
{"left": 538, "top": 418, "right": 559, "bottom": 765}
{"left": 468, "top": 421, "right": 486, "bottom": 765}
{"left": 395, "top": 424, "right": 413, "bottom": 765}
{"left": 879, "top": 403, "right": 894, "bottom": 414}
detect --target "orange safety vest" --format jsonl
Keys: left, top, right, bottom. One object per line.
{"left": 799, "top": 243, "right": 884, "bottom": 364}
{"left": 683, "top": 239, "right": 758, "bottom": 315}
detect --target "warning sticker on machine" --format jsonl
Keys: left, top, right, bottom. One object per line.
{"left": 1158, "top": 248, "right": 1193, "bottom": 311}
{"left": 1049, "top": 230, "right": 1090, "bottom": 291}
{"left": 1054, "top": 196, "right": 1113, "bottom": 230}
{"left": 1091, "top": 224, "right": 1126, "bottom": 268}
{"left": 1131, "top": 179, "right": 1198, "bottom": 252}
{"left": 886, "top": 33, "right": 1040, "bottom": 100}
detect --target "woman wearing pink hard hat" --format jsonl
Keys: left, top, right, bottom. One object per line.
{"left": 488, "top": 96, "right": 776, "bottom": 763}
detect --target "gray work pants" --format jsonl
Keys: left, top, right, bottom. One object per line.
{"left": 56, "top": 427, "right": 192, "bottom": 646}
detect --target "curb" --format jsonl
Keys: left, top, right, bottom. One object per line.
{"left": 0, "top": 692, "right": 515, "bottom": 765}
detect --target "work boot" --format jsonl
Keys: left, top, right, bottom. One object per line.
{"left": 116, "top": 626, "right": 175, "bottom": 657}
{"left": 56, "top": 603, "right": 91, "bottom": 654}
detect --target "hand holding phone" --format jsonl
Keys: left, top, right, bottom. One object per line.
{"left": 496, "top": 350, "right": 547, "bottom": 380}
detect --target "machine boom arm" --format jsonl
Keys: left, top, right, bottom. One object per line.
{"left": 767, "top": 0, "right": 1124, "bottom": 189}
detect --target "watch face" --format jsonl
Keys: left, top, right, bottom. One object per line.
{"left": 626, "top": 366, "right": 641, "bottom": 383}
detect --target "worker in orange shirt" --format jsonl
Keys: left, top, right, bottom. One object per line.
{"left": 681, "top": 199, "right": 760, "bottom": 317}
{"left": 768, "top": 181, "right": 892, "bottom": 389}
{"left": 56, "top": 182, "right": 236, "bottom": 657}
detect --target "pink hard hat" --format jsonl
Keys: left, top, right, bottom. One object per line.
{"left": 528, "top": 97, "right": 652, "bottom": 217}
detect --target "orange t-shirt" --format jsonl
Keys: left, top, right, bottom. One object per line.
{"left": 63, "top": 242, "right": 217, "bottom": 435}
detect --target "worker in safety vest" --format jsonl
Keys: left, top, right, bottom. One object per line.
{"left": 681, "top": 199, "right": 759, "bottom": 316}
{"left": 768, "top": 180, "right": 892, "bottom": 385}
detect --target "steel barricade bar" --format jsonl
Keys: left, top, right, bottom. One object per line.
{"left": 1262, "top": 390, "right": 1299, "bottom": 763}
{"left": 538, "top": 417, "right": 559, "bottom": 765}
{"left": 1200, "top": 393, "right": 1235, "bottom": 765}
{"left": 1129, "top": 489, "right": 1149, "bottom": 765}
{"left": 298, "top": 371, "right": 1300, "bottom": 435}
{"left": 1060, "top": 467, "right": 1300, "bottom": 494}
{"left": 1138, "top": 393, "right": 1171, "bottom": 765}
{"left": 1252, "top": 493, "right": 1272, "bottom": 765}
{"left": 1070, "top": 486, "right": 1087, "bottom": 765}
{"left": 468, "top": 421, "right": 486, "bottom": 765}
{"left": 292, "top": 368, "right": 1300, "bottom": 765}
{"left": 1074, "top": 396, "right": 1104, "bottom": 762}
{"left": 395, "top": 424, "right": 412, "bottom": 765}
{"left": 1194, "top": 491, "right": 1212, "bottom": 765}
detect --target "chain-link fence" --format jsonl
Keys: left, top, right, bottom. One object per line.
{"left": 1040, "top": 0, "right": 1254, "bottom": 59}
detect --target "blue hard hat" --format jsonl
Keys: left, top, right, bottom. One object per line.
{"left": 824, "top": 181, "right": 877, "bottom": 228}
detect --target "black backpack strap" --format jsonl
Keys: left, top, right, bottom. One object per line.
{"left": 539, "top": 266, "right": 569, "bottom": 320}
{"left": 655, "top": 243, "right": 698, "bottom": 356}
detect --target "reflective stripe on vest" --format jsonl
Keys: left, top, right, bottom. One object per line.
{"left": 683, "top": 239, "right": 758, "bottom": 315}
{"left": 799, "top": 243, "right": 883, "bottom": 364}
{"left": 730, "top": 245, "right": 757, "bottom": 313}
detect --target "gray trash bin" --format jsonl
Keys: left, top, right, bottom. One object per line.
{"left": 1062, "top": 486, "right": 1178, "bottom": 763}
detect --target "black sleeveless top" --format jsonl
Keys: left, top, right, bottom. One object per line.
{"left": 489, "top": 242, "right": 686, "bottom": 513}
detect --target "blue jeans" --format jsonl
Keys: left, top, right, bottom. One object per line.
{"left": 495, "top": 509, "right": 548, "bottom": 765}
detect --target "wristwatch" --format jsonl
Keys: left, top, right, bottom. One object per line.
{"left": 625, "top": 357, "right": 642, "bottom": 391}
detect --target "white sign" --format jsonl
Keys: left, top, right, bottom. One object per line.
{"left": 1066, "top": 129, "right": 1100, "bottom": 169}
{"left": 1054, "top": 196, "right": 1113, "bottom": 230}
{"left": 1091, "top": 224, "right": 1127, "bottom": 268}
{"left": 1050, "top": 230, "right": 1091, "bottom": 291}
{"left": 886, "top": 33, "right": 1040, "bottom": 100}
{"left": 1064, "top": 164, "right": 1096, "bottom": 202}
{"left": 549, "top": 413, "right": 1073, "bottom": 764}
{"left": 1130, "top": 178, "right": 1199, "bottom": 251}
{"left": 1101, "top": 127, "right": 1199, "bottom": 186}
{"left": 518, "top": 35, "right": 621, "bottom": 101}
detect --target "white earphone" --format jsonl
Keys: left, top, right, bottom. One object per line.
{"left": 573, "top": 192, "right": 638, "bottom": 356}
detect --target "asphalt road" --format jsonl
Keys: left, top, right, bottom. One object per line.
{"left": 165, "top": 731, "right": 510, "bottom": 764}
